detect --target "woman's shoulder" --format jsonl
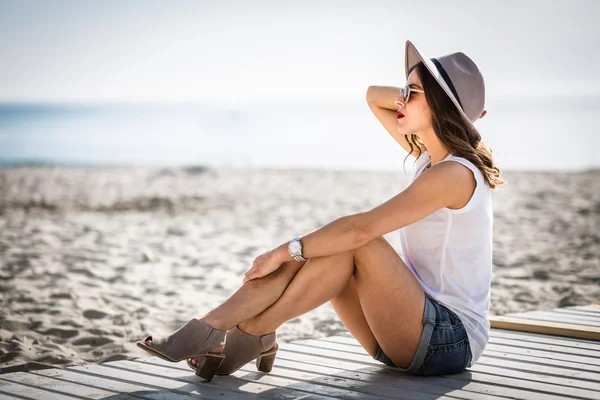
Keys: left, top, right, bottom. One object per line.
{"left": 443, "top": 155, "right": 486, "bottom": 186}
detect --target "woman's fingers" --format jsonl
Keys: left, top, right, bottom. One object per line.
{"left": 243, "top": 267, "right": 260, "bottom": 283}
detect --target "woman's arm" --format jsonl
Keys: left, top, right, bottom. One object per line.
{"left": 273, "top": 161, "right": 475, "bottom": 263}
{"left": 366, "top": 86, "right": 421, "bottom": 157}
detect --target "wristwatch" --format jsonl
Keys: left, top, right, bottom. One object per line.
{"left": 288, "top": 237, "right": 307, "bottom": 262}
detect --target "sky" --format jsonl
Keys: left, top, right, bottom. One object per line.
{"left": 1, "top": 0, "right": 599, "bottom": 105}
{"left": 0, "top": 1, "right": 599, "bottom": 171}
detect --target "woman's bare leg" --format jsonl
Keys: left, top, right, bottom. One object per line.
{"left": 329, "top": 275, "right": 380, "bottom": 357}
{"left": 200, "top": 259, "right": 306, "bottom": 330}
{"left": 238, "top": 236, "right": 426, "bottom": 368}
{"left": 144, "top": 259, "right": 305, "bottom": 352}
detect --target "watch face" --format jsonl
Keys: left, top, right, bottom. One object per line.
{"left": 289, "top": 241, "right": 300, "bottom": 253}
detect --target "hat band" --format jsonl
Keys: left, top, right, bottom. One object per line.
{"left": 431, "top": 58, "right": 464, "bottom": 111}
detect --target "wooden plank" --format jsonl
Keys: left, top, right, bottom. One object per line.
{"left": 75, "top": 361, "right": 315, "bottom": 400}
{"left": 324, "top": 334, "right": 600, "bottom": 374}
{"left": 119, "top": 358, "right": 400, "bottom": 400}
{"left": 135, "top": 356, "right": 458, "bottom": 400}
{"left": 502, "top": 312, "right": 600, "bottom": 327}
{"left": 136, "top": 344, "right": 572, "bottom": 400}
{"left": 0, "top": 371, "right": 137, "bottom": 399}
{"left": 0, "top": 392, "right": 27, "bottom": 400}
{"left": 297, "top": 337, "right": 600, "bottom": 366}
{"left": 489, "top": 316, "right": 600, "bottom": 340}
{"left": 469, "top": 362, "right": 600, "bottom": 391}
{"left": 286, "top": 342, "right": 597, "bottom": 399}
{"left": 0, "top": 376, "right": 80, "bottom": 400}
{"left": 319, "top": 335, "right": 600, "bottom": 376}
{"left": 567, "top": 306, "right": 600, "bottom": 313}
{"left": 325, "top": 330, "right": 600, "bottom": 359}
{"left": 35, "top": 367, "right": 232, "bottom": 399}
{"left": 576, "top": 304, "right": 600, "bottom": 309}
{"left": 0, "top": 384, "right": 78, "bottom": 400}
{"left": 520, "top": 310, "right": 600, "bottom": 324}
{"left": 271, "top": 349, "right": 506, "bottom": 400}
{"left": 490, "top": 329, "right": 600, "bottom": 351}
{"left": 484, "top": 342, "right": 600, "bottom": 365}
{"left": 482, "top": 349, "right": 600, "bottom": 374}
{"left": 551, "top": 308, "right": 600, "bottom": 319}
{"left": 487, "top": 336, "right": 600, "bottom": 358}
{"left": 476, "top": 356, "right": 600, "bottom": 383}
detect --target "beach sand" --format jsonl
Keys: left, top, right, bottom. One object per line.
{"left": 1, "top": 166, "right": 599, "bottom": 373}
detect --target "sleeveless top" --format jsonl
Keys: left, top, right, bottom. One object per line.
{"left": 399, "top": 151, "right": 493, "bottom": 367}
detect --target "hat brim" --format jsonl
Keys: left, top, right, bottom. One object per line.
{"left": 405, "top": 40, "right": 475, "bottom": 127}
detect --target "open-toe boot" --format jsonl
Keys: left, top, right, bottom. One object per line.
{"left": 187, "top": 325, "right": 277, "bottom": 376}
{"left": 137, "top": 318, "right": 226, "bottom": 381}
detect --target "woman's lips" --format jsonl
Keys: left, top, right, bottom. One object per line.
{"left": 397, "top": 111, "right": 405, "bottom": 119}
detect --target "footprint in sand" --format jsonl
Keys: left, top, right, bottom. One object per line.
{"left": 83, "top": 309, "right": 108, "bottom": 319}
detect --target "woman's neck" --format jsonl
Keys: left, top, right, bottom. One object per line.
{"left": 425, "top": 142, "right": 450, "bottom": 168}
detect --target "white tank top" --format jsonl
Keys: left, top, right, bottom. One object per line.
{"left": 399, "top": 151, "right": 492, "bottom": 367}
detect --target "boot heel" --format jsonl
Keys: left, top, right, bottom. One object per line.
{"left": 256, "top": 349, "right": 277, "bottom": 372}
{"left": 196, "top": 355, "right": 225, "bottom": 381}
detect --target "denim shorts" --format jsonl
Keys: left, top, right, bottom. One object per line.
{"left": 374, "top": 294, "right": 472, "bottom": 376}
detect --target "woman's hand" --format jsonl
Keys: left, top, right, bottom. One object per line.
{"left": 243, "top": 248, "right": 284, "bottom": 284}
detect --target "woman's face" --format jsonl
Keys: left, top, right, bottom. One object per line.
{"left": 395, "top": 69, "right": 432, "bottom": 137}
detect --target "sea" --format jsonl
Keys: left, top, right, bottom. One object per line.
{"left": 0, "top": 95, "right": 598, "bottom": 172}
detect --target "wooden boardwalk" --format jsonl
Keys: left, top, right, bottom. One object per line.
{"left": 1, "top": 305, "right": 600, "bottom": 399}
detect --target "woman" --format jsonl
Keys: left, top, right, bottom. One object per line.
{"left": 137, "top": 40, "right": 505, "bottom": 380}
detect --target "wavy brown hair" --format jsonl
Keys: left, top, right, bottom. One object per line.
{"left": 404, "top": 62, "right": 505, "bottom": 189}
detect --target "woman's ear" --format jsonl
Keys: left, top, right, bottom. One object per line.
{"left": 480, "top": 110, "right": 487, "bottom": 119}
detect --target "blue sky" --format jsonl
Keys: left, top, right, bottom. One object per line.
{"left": 1, "top": 0, "right": 599, "bottom": 104}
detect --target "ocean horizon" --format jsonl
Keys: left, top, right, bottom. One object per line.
{"left": 1, "top": 96, "right": 598, "bottom": 172}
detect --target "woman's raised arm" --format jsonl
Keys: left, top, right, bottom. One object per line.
{"left": 366, "top": 85, "right": 420, "bottom": 158}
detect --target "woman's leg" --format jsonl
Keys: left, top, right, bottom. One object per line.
{"left": 200, "top": 259, "right": 306, "bottom": 330}
{"left": 329, "top": 275, "right": 380, "bottom": 357}
{"left": 238, "top": 236, "right": 426, "bottom": 368}
{"left": 145, "top": 259, "right": 305, "bottom": 352}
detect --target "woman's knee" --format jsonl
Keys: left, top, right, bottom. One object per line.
{"left": 251, "top": 260, "right": 304, "bottom": 291}
{"left": 353, "top": 236, "right": 386, "bottom": 267}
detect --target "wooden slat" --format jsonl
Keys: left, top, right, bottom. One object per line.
{"left": 489, "top": 315, "right": 600, "bottom": 340}
{"left": 325, "top": 330, "right": 600, "bottom": 359}
{"left": 35, "top": 367, "right": 235, "bottom": 399}
{"left": 482, "top": 349, "right": 600, "bottom": 374}
{"left": 502, "top": 312, "right": 600, "bottom": 327}
{"left": 120, "top": 357, "right": 407, "bottom": 400}
{"left": 0, "top": 372, "right": 137, "bottom": 399}
{"left": 0, "top": 393, "right": 27, "bottom": 400}
{"left": 273, "top": 349, "right": 547, "bottom": 400}
{"left": 523, "top": 310, "right": 600, "bottom": 324}
{"left": 75, "top": 361, "right": 321, "bottom": 400}
{"left": 260, "top": 349, "right": 506, "bottom": 400}
{"left": 487, "top": 336, "right": 600, "bottom": 358}
{"left": 298, "top": 337, "right": 600, "bottom": 366}
{"left": 284, "top": 341, "right": 600, "bottom": 400}
{"left": 135, "top": 356, "right": 453, "bottom": 400}
{"left": 319, "top": 335, "right": 600, "bottom": 378}
{"left": 324, "top": 336, "right": 600, "bottom": 375}
{"left": 489, "top": 329, "right": 600, "bottom": 351}
{"left": 3, "top": 305, "right": 600, "bottom": 400}
{"left": 574, "top": 304, "right": 600, "bottom": 310}
{"left": 551, "top": 308, "right": 600, "bottom": 319}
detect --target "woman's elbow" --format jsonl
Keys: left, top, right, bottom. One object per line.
{"left": 352, "top": 214, "right": 374, "bottom": 248}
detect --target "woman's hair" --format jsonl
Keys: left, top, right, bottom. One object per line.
{"left": 404, "top": 62, "right": 505, "bottom": 189}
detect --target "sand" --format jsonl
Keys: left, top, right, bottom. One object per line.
{"left": 1, "top": 165, "right": 599, "bottom": 373}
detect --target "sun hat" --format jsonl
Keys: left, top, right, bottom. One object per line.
{"left": 405, "top": 40, "right": 485, "bottom": 127}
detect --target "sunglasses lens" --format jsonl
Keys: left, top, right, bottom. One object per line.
{"left": 404, "top": 85, "right": 411, "bottom": 103}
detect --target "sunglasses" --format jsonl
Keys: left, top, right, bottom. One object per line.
{"left": 398, "top": 84, "right": 425, "bottom": 104}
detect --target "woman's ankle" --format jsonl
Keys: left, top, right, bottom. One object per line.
{"left": 199, "top": 315, "right": 231, "bottom": 331}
